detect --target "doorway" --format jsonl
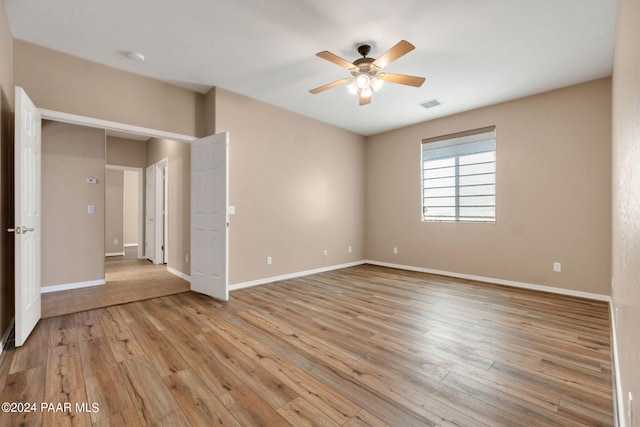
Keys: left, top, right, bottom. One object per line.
{"left": 105, "top": 165, "right": 143, "bottom": 260}
{"left": 36, "top": 109, "right": 228, "bottom": 317}
{"left": 22, "top": 104, "right": 228, "bottom": 338}
{"left": 145, "top": 158, "right": 169, "bottom": 265}
{"left": 104, "top": 164, "right": 152, "bottom": 286}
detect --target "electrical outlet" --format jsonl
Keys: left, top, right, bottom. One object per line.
{"left": 267, "top": 256, "right": 272, "bottom": 265}
{"left": 323, "top": 250, "right": 328, "bottom": 258}
{"left": 553, "top": 262, "right": 561, "bottom": 272}
{"left": 114, "top": 239, "right": 118, "bottom": 245}
{"left": 393, "top": 247, "right": 398, "bottom": 254}
{"left": 348, "top": 246, "right": 352, "bottom": 254}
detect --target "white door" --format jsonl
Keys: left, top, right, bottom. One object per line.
{"left": 191, "top": 132, "right": 229, "bottom": 300}
{"left": 145, "top": 165, "right": 155, "bottom": 263}
{"left": 14, "top": 87, "right": 41, "bottom": 347}
{"left": 162, "top": 164, "right": 168, "bottom": 264}
{"left": 154, "top": 160, "right": 168, "bottom": 265}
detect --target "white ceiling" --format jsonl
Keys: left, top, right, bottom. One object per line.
{"left": 4, "top": 0, "right": 617, "bottom": 136}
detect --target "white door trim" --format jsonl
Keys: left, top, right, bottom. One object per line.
{"left": 106, "top": 165, "right": 144, "bottom": 259}
{"left": 39, "top": 109, "right": 196, "bottom": 143}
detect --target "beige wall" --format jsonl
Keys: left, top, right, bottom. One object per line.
{"left": 124, "top": 170, "right": 139, "bottom": 246}
{"left": 147, "top": 138, "right": 190, "bottom": 275}
{"left": 611, "top": 0, "right": 640, "bottom": 422}
{"left": 42, "top": 120, "right": 105, "bottom": 287}
{"left": 0, "top": 0, "right": 13, "bottom": 339}
{"left": 215, "top": 88, "right": 366, "bottom": 285}
{"left": 13, "top": 40, "right": 205, "bottom": 137}
{"left": 203, "top": 87, "right": 216, "bottom": 136}
{"left": 106, "top": 136, "right": 147, "bottom": 169}
{"left": 105, "top": 169, "right": 124, "bottom": 255}
{"left": 365, "top": 78, "right": 611, "bottom": 296}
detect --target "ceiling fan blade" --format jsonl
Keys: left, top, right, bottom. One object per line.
{"left": 359, "top": 96, "right": 371, "bottom": 106}
{"left": 382, "top": 73, "right": 426, "bottom": 87}
{"left": 316, "top": 51, "right": 356, "bottom": 70}
{"left": 309, "top": 77, "right": 352, "bottom": 94}
{"left": 371, "top": 40, "right": 415, "bottom": 70}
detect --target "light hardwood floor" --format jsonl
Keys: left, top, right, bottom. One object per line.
{"left": 41, "top": 250, "right": 190, "bottom": 318}
{"left": 0, "top": 264, "right": 613, "bottom": 426}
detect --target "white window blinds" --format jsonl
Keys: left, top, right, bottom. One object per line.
{"left": 421, "top": 126, "right": 496, "bottom": 223}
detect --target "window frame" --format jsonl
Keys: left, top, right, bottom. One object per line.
{"left": 421, "top": 126, "right": 496, "bottom": 224}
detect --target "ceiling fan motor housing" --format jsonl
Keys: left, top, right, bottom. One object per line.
{"left": 357, "top": 44, "right": 372, "bottom": 57}
{"left": 351, "top": 57, "right": 377, "bottom": 75}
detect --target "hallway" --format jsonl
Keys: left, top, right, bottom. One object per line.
{"left": 41, "top": 249, "right": 190, "bottom": 318}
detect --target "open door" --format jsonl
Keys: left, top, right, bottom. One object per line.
{"left": 162, "top": 163, "right": 168, "bottom": 264}
{"left": 13, "top": 87, "right": 41, "bottom": 346}
{"left": 155, "top": 159, "right": 168, "bottom": 265}
{"left": 191, "top": 132, "right": 228, "bottom": 300}
{"left": 145, "top": 164, "right": 155, "bottom": 262}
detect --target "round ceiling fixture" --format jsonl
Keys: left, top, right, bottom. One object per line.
{"left": 125, "top": 51, "right": 145, "bottom": 62}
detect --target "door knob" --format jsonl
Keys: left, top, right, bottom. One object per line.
{"left": 7, "top": 226, "right": 34, "bottom": 234}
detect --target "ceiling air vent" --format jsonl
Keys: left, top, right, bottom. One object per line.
{"left": 420, "top": 99, "right": 442, "bottom": 109}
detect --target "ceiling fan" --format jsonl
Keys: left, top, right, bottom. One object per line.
{"left": 309, "top": 40, "right": 426, "bottom": 106}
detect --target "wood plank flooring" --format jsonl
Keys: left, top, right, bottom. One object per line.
{"left": 1, "top": 264, "right": 613, "bottom": 426}
{"left": 41, "top": 252, "right": 190, "bottom": 318}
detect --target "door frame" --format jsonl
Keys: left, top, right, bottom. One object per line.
{"left": 38, "top": 109, "right": 228, "bottom": 297}
{"left": 39, "top": 109, "right": 196, "bottom": 265}
{"left": 40, "top": 109, "right": 196, "bottom": 143}
{"left": 105, "top": 165, "right": 144, "bottom": 259}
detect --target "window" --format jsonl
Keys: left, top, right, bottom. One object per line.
{"left": 421, "top": 126, "right": 496, "bottom": 223}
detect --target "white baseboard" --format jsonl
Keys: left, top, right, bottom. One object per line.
{"left": 41, "top": 279, "right": 105, "bottom": 293}
{"left": 105, "top": 252, "right": 125, "bottom": 257}
{"left": 365, "top": 260, "right": 611, "bottom": 302}
{"left": 228, "top": 259, "right": 611, "bottom": 302}
{"left": 610, "top": 301, "right": 625, "bottom": 427}
{"left": 167, "top": 267, "right": 191, "bottom": 283}
{"left": 229, "top": 261, "right": 367, "bottom": 291}
{"left": 124, "top": 243, "right": 138, "bottom": 248}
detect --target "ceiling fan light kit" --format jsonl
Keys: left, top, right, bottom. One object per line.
{"left": 309, "top": 40, "right": 426, "bottom": 106}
